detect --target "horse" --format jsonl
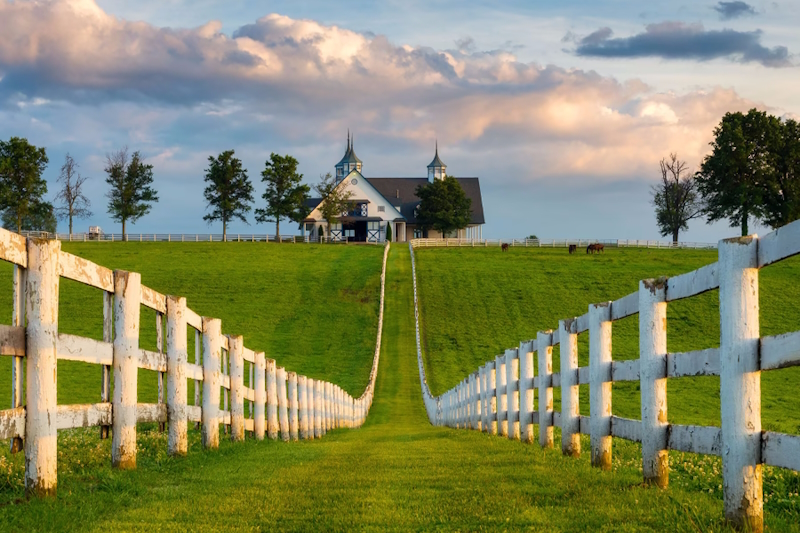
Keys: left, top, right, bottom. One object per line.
{"left": 586, "top": 243, "right": 605, "bottom": 254}
{"left": 568, "top": 244, "right": 577, "bottom": 254}
{"left": 501, "top": 243, "right": 510, "bottom": 252}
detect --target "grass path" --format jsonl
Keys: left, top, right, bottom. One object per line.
{"left": 4, "top": 246, "right": 791, "bottom": 531}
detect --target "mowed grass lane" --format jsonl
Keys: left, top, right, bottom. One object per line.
{"left": 0, "top": 245, "right": 752, "bottom": 532}
{"left": 0, "top": 242, "right": 384, "bottom": 403}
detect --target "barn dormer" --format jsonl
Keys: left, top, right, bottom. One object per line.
{"left": 335, "top": 130, "right": 363, "bottom": 182}
{"left": 427, "top": 142, "right": 446, "bottom": 182}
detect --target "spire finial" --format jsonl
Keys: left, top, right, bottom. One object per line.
{"left": 435, "top": 139, "right": 438, "bottom": 155}
{"left": 347, "top": 129, "right": 350, "bottom": 150}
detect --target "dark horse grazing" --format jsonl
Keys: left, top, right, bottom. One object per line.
{"left": 586, "top": 243, "right": 605, "bottom": 254}
{"left": 568, "top": 244, "right": 577, "bottom": 254}
{"left": 501, "top": 243, "right": 510, "bottom": 252}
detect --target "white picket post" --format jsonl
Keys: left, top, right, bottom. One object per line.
{"left": 639, "top": 279, "right": 668, "bottom": 487}
{"left": 266, "top": 359, "right": 279, "bottom": 440}
{"left": 314, "top": 380, "right": 323, "bottom": 437}
{"left": 519, "top": 341, "right": 535, "bottom": 444}
{"left": 228, "top": 335, "right": 245, "bottom": 442}
{"left": 479, "top": 365, "right": 488, "bottom": 432}
{"left": 473, "top": 371, "right": 482, "bottom": 431}
{"left": 719, "top": 236, "right": 763, "bottom": 532}
{"left": 24, "top": 239, "right": 60, "bottom": 495}
{"left": 202, "top": 317, "right": 222, "bottom": 449}
{"left": 298, "top": 375, "right": 309, "bottom": 439}
{"left": 496, "top": 355, "right": 508, "bottom": 437}
{"left": 166, "top": 296, "right": 188, "bottom": 455}
{"left": 488, "top": 360, "right": 498, "bottom": 435}
{"left": 538, "top": 332, "right": 554, "bottom": 449}
{"left": 11, "top": 264, "right": 25, "bottom": 453}
{"left": 589, "top": 302, "right": 612, "bottom": 470}
{"left": 559, "top": 319, "right": 580, "bottom": 457}
{"left": 289, "top": 372, "right": 299, "bottom": 441}
{"left": 277, "top": 367, "right": 289, "bottom": 442}
{"left": 112, "top": 270, "right": 140, "bottom": 469}
{"left": 506, "top": 349, "right": 520, "bottom": 440}
{"left": 254, "top": 352, "right": 266, "bottom": 440}
{"left": 309, "top": 378, "right": 318, "bottom": 439}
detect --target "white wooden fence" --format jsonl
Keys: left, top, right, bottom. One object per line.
{"left": 411, "top": 220, "right": 800, "bottom": 532}
{"left": 0, "top": 227, "right": 388, "bottom": 496}
{"left": 410, "top": 238, "right": 717, "bottom": 249}
{"left": 19, "top": 231, "right": 383, "bottom": 245}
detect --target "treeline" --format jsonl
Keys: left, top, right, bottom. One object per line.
{"left": 652, "top": 109, "right": 800, "bottom": 241}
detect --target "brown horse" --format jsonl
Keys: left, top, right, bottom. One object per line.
{"left": 501, "top": 243, "right": 510, "bottom": 252}
{"left": 568, "top": 244, "right": 577, "bottom": 254}
{"left": 586, "top": 243, "right": 605, "bottom": 254}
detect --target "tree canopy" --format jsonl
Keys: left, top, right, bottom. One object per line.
{"left": 105, "top": 148, "right": 159, "bottom": 237}
{"left": 255, "top": 153, "right": 310, "bottom": 237}
{"left": 314, "top": 172, "right": 353, "bottom": 238}
{"left": 651, "top": 153, "right": 704, "bottom": 242}
{"left": 0, "top": 137, "right": 50, "bottom": 232}
{"left": 203, "top": 150, "right": 254, "bottom": 240}
{"left": 414, "top": 176, "right": 472, "bottom": 237}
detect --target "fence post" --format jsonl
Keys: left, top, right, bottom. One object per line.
{"left": 639, "top": 279, "right": 668, "bottom": 488}
{"left": 100, "top": 291, "right": 113, "bottom": 439}
{"left": 325, "top": 382, "right": 333, "bottom": 431}
{"left": 478, "top": 365, "right": 487, "bottom": 432}
{"left": 254, "top": 352, "right": 266, "bottom": 440}
{"left": 308, "top": 378, "right": 317, "bottom": 439}
{"left": 719, "top": 236, "right": 762, "bottom": 532}
{"left": 228, "top": 335, "right": 245, "bottom": 442}
{"left": 495, "top": 355, "right": 507, "bottom": 437}
{"left": 112, "top": 270, "right": 140, "bottom": 469}
{"left": 487, "top": 360, "right": 497, "bottom": 435}
{"left": 266, "top": 359, "right": 279, "bottom": 440}
{"left": 559, "top": 319, "right": 580, "bottom": 457}
{"left": 589, "top": 302, "right": 612, "bottom": 470}
{"left": 277, "top": 367, "right": 289, "bottom": 442}
{"left": 538, "top": 331, "right": 554, "bottom": 449}
{"left": 11, "top": 265, "right": 26, "bottom": 453}
{"left": 201, "top": 317, "right": 222, "bottom": 449}
{"left": 519, "top": 341, "right": 535, "bottom": 444}
{"left": 166, "top": 296, "right": 188, "bottom": 456}
{"left": 506, "top": 349, "right": 520, "bottom": 440}
{"left": 289, "top": 372, "right": 299, "bottom": 441}
{"left": 298, "top": 375, "right": 309, "bottom": 439}
{"left": 313, "top": 379, "right": 322, "bottom": 437}
{"left": 24, "top": 239, "right": 60, "bottom": 495}
{"left": 473, "top": 371, "right": 482, "bottom": 431}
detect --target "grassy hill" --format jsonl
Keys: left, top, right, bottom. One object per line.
{"left": 414, "top": 246, "right": 800, "bottom": 435}
{"left": 0, "top": 242, "right": 384, "bottom": 403}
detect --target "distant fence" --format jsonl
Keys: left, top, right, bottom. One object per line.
{"left": 19, "top": 231, "right": 383, "bottom": 245}
{"left": 0, "top": 228, "right": 388, "bottom": 496}
{"left": 410, "top": 219, "right": 800, "bottom": 532}
{"left": 410, "top": 238, "right": 717, "bottom": 249}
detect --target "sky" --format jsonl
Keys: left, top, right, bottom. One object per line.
{"left": 1, "top": 0, "right": 798, "bottom": 241}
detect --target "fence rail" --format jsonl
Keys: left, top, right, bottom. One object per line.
{"left": 19, "top": 231, "right": 384, "bottom": 245}
{"left": 0, "top": 228, "right": 388, "bottom": 496}
{"left": 410, "top": 238, "right": 717, "bottom": 249}
{"left": 410, "top": 220, "right": 800, "bottom": 532}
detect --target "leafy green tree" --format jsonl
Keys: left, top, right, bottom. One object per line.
{"left": 54, "top": 153, "right": 92, "bottom": 235}
{"left": 105, "top": 148, "right": 159, "bottom": 239}
{"left": 414, "top": 176, "right": 472, "bottom": 237}
{"left": 314, "top": 172, "right": 353, "bottom": 240}
{"left": 2, "top": 201, "right": 57, "bottom": 233}
{"left": 651, "top": 153, "right": 704, "bottom": 243}
{"left": 761, "top": 119, "right": 800, "bottom": 229}
{"left": 696, "top": 109, "right": 781, "bottom": 235}
{"left": 255, "top": 153, "right": 310, "bottom": 238}
{"left": 203, "top": 150, "right": 255, "bottom": 241}
{"left": 386, "top": 223, "right": 392, "bottom": 242}
{"left": 0, "top": 137, "right": 49, "bottom": 232}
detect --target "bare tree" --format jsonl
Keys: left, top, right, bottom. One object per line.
{"left": 651, "top": 153, "right": 704, "bottom": 243}
{"left": 314, "top": 172, "right": 353, "bottom": 240}
{"left": 54, "top": 153, "right": 92, "bottom": 235}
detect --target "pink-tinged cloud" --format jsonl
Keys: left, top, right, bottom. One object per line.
{"left": 0, "top": 0, "right": 762, "bottom": 181}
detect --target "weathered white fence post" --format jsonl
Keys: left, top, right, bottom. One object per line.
{"left": 589, "top": 302, "right": 612, "bottom": 470}
{"left": 112, "top": 270, "right": 140, "bottom": 469}
{"left": 11, "top": 264, "right": 25, "bottom": 453}
{"left": 254, "top": 352, "right": 266, "bottom": 440}
{"left": 639, "top": 279, "right": 668, "bottom": 488}
{"left": 101, "top": 291, "right": 113, "bottom": 438}
{"left": 266, "top": 359, "right": 279, "bottom": 440}
{"left": 538, "top": 331, "right": 554, "bottom": 449}
{"left": 298, "top": 375, "right": 309, "bottom": 439}
{"left": 519, "top": 341, "right": 535, "bottom": 444}
{"left": 202, "top": 317, "right": 222, "bottom": 449}
{"left": 325, "top": 382, "right": 333, "bottom": 431}
{"left": 289, "top": 372, "right": 299, "bottom": 441}
{"left": 24, "top": 239, "right": 60, "bottom": 495}
{"left": 558, "top": 319, "right": 580, "bottom": 457}
{"left": 277, "top": 367, "right": 289, "bottom": 442}
{"left": 313, "top": 379, "right": 322, "bottom": 437}
{"left": 487, "top": 360, "right": 497, "bottom": 435}
{"left": 479, "top": 365, "right": 488, "bottom": 432}
{"left": 228, "top": 335, "right": 245, "bottom": 442}
{"left": 495, "top": 355, "right": 507, "bottom": 437}
{"left": 719, "top": 236, "right": 762, "bottom": 532}
{"left": 506, "top": 349, "right": 520, "bottom": 440}
{"left": 473, "top": 371, "right": 482, "bottom": 431}
{"left": 166, "top": 295, "right": 188, "bottom": 456}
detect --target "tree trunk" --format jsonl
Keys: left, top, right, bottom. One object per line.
{"left": 223, "top": 219, "right": 227, "bottom": 242}
{"left": 69, "top": 212, "right": 73, "bottom": 236}
{"left": 122, "top": 218, "right": 126, "bottom": 241}
{"left": 741, "top": 208, "right": 749, "bottom": 236}
{"left": 276, "top": 218, "right": 281, "bottom": 243}
{"left": 672, "top": 228, "right": 679, "bottom": 244}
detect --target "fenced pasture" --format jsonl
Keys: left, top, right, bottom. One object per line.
{"left": 411, "top": 220, "right": 800, "bottom": 531}
{"left": 0, "top": 228, "right": 388, "bottom": 496}
{"left": 19, "top": 231, "right": 384, "bottom": 244}
{"left": 410, "top": 237, "right": 717, "bottom": 249}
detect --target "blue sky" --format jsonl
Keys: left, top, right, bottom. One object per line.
{"left": 1, "top": 0, "right": 798, "bottom": 241}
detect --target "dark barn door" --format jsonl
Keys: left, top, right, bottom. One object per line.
{"left": 355, "top": 221, "right": 367, "bottom": 242}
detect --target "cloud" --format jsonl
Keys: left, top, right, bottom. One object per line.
{"left": 572, "top": 21, "right": 793, "bottom": 68}
{"left": 713, "top": 1, "right": 757, "bottom": 20}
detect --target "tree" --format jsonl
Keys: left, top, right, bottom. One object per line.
{"left": 761, "top": 118, "right": 800, "bottom": 229}
{"left": 2, "top": 201, "right": 57, "bottom": 233}
{"left": 651, "top": 153, "right": 704, "bottom": 243}
{"left": 203, "top": 150, "right": 254, "bottom": 241}
{"left": 0, "top": 137, "right": 49, "bottom": 232}
{"left": 386, "top": 223, "right": 392, "bottom": 242}
{"left": 414, "top": 176, "right": 472, "bottom": 237}
{"left": 255, "top": 153, "right": 310, "bottom": 238}
{"left": 54, "top": 153, "right": 92, "bottom": 235}
{"left": 314, "top": 172, "right": 353, "bottom": 239}
{"left": 105, "top": 148, "right": 159, "bottom": 239}
{"left": 696, "top": 109, "right": 781, "bottom": 236}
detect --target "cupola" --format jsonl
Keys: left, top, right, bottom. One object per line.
{"left": 335, "top": 130, "right": 363, "bottom": 182}
{"left": 427, "top": 141, "right": 446, "bottom": 182}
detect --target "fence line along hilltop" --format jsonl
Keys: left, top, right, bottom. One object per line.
{"left": 0, "top": 227, "right": 389, "bottom": 496}
{"left": 410, "top": 238, "right": 717, "bottom": 249}
{"left": 410, "top": 219, "right": 800, "bottom": 532}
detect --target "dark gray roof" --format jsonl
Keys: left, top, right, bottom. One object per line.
{"left": 365, "top": 177, "right": 485, "bottom": 225}
{"left": 427, "top": 146, "right": 446, "bottom": 169}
